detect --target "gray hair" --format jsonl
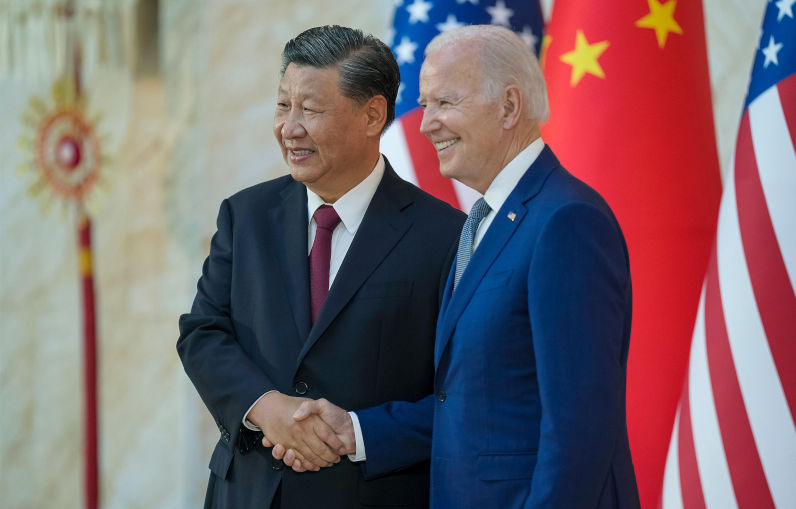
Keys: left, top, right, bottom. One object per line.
{"left": 281, "top": 25, "right": 401, "bottom": 132}
{"left": 425, "top": 25, "right": 549, "bottom": 124}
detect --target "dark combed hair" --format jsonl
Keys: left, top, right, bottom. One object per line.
{"left": 281, "top": 25, "right": 401, "bottom": 132}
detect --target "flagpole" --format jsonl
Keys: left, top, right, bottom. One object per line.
{"left": 66, "top": 0, "right": 99, "bottom": 506}
{"left": 78, "top": 207, "right": 99, "bottom": 509}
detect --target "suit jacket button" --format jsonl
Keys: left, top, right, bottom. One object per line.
{"left": 272, "top": 462, "right": 283, "bottom": 471}
{"left": 294, "top": 381, "right": 309, "bottom": 395}
{"left": 437, "top": 391, "right": 447, "bottom": 402}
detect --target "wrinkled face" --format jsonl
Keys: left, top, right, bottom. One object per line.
{"left": 418, "top": 44, "right": 504, "bottom": 190}
{"left": 274, "top": 64, "right": 369, "bottom": 196}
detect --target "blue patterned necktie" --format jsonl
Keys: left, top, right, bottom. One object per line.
{"left": 454, "top": 198, "right": 492, "bottom": 292}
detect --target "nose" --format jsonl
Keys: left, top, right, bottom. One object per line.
{"left": 419, "top": 106, "right": 438, "bottom": 139}
{"left": 281, "top": 108, "right": 306, "bottom": 140}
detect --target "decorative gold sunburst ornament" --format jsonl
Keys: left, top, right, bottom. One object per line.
{"left": 18, "top": 75, "right": 108, "bottom": 213}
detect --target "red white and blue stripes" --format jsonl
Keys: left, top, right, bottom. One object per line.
{"left": 662, "top": 5, "right": 796, "bottom": 507}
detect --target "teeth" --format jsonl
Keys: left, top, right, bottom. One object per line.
{"left": 434, "top": 138, "right": 460, "bottom": 150}
{"left": 292, "top": 149, "right": 313, "bottom": 156}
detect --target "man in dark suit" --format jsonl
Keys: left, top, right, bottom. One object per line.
{"left": 277, "top": 25, "right": 641, "bottom": 508}
{"left": 177, "top": 25, "right": 464, "bottom": 509}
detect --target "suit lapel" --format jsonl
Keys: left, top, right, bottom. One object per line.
{"left": 296, "top": 162, "right": 414, "bottom": 366}
{"left": 435, "top": 146, "right": 561, "bottom": 366}
{"left": 269, "top": 180, "right": 312, "bottom": 346}
{"left": 434, "top": 204, "right": 526, "bottom": 367}
{"left": 434, "top": 261, "right": 457, "bottom": 368}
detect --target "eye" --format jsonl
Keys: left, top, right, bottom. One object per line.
{"left": 276, "top": 101, "right": 289, "bottom": 110}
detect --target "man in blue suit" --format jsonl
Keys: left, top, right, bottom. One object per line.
{"left": 277, "top": 24, "right": 641, "bottom": 508}
{"left": 177, "top": 26, "right": 464, "bottom": 509}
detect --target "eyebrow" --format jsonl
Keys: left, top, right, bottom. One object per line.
{"left": 277, "top": 86, "right": 318, "bottom": 101}
{"left": 418, "top": 93, "right": 457, "bottom": 105}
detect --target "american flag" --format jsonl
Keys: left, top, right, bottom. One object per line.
{"left": 661, "top": 3, "right": 796, "bottom": 508}
{"left": 382, "top": 0, "right": 543, "bottom": 212}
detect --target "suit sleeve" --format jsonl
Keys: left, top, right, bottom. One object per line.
{"left": 355, "top": 394, "right": 435, "bottom": 479}
{"left": 525, "top": 202, "right": 630, "bottom": 508}
{"left": 177, "top": 199, "right": 277, "bottom": 449}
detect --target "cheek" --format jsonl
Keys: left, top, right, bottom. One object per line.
{"left": 467, "top": 120, "right": 496, "bottom": 149}
{"left": 306, "top": 124, "right": 338, "bottom": 155}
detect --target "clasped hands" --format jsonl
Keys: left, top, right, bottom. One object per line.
{"left": 248, "top": 392, "right": 354, "bottom": 472}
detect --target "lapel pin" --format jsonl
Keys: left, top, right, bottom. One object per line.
{"left": 507, "top": 212, "right": 516, "bottom": 221}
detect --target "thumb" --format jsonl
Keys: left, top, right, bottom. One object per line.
{"left": 293, "top": 400, "right": 316, "bottom": 421}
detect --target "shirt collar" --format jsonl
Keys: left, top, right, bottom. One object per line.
{"left": 482, "top": 137, "right": 545, "bottom": 214}
{"left": 306, "top": 154, "right": 385, "bottom": 234}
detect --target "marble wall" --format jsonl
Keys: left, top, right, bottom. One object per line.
{"left": 1, "top": 1, "right": 392, "bottom": 507}
{"left": 0, "top": 0, "right": 766, "bottom": 507}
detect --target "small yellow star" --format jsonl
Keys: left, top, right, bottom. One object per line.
{"left": 559, "top": 30, "right": 610, "bottom": 86}
{"left": 635, "top": 0, "right": 683, "bottom": 48}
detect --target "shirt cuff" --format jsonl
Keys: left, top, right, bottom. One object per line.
{"left": 347, "top": 411, "right": 367, "bottom": 462}
{"left": 241, "top": 390, "right": 276, "bottom": 431}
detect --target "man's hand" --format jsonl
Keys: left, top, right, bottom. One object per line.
{"left": 247, "top": 392, "right": 344, "bottom": 471}
{"left": 265, "top": 398, "right": 356, "bottom": 472}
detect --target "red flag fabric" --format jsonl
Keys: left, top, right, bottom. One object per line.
{"left": 541, "top": 1, "right": 722, "bottom": 507}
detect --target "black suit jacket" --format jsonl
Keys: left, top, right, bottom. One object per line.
{"left": 177, "top": 160, "right": 465, "bottom": 509}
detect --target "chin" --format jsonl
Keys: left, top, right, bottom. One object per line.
{"left": 289, "top": 166, "right": 312, "bottom": 184}
{"left": 438, "top": 163, "right": 457, "bottom": 180}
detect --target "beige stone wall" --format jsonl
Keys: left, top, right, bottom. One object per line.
{"left": 0, "top": 0, "right": 767, "bottom": 507}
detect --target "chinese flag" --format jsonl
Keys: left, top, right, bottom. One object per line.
{"left": 541, "top": 1, "right": 722, "bottom": 507}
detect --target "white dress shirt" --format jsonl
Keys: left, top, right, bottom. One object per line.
{"left": 473, "top": 137, "right": 545, "bottom": 249}
{"left": 348, "top": 138, "right": 545, "bottom": 462}
{"left": 305, "top": 156, "right": 386, "bottom": 279}
{"left": 242, "top": 156, "right": 385, "bottom": 448}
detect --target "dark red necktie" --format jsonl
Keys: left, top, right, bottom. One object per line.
{"left": 309, "top": 205, "right": 341, "bottom": 324}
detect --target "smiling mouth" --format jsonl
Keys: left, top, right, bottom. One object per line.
{"left": 290, "top": 149, "right": 314, "bottom": 156}
{"left": 433, "top": 138, "right": 460, "bottom": 151}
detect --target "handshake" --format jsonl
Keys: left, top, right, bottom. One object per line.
{"left": 248, "top": 392, "right": 356, "bottom": 472}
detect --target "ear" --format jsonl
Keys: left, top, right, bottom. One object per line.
{"left": 501, "top": 85, "right": 524, "bottom": 130}
{"left": 364, "top": 95, "right": 388, "bottom": 136}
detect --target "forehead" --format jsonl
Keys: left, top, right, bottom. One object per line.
{"left": 278, "top": 63, "right": 342, "bottom": 98}
{"left": 419, "top": 43, "right": 484, "bottom": 95}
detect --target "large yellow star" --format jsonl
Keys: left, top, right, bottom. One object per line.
{"left": 635, "top": 0, "right": 683, "bottom": 48}
{"left": 559, "top": 30, "right": 610, "bottom": 87}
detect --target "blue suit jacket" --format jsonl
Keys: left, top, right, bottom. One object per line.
{"left": 358, "top": 147, "right": 641, "bottom": 509}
